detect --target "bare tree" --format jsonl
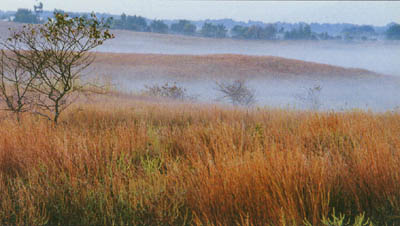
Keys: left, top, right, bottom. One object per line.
{"left": 296, "top": 85, "right": 323, "bottom": 110}
{"left": 0, "top": 50, "right": 37, "bottom": 121}
{"left": 215, "top": 79, "right": 256, "bottom": 106}
{"left": 0, "top": 13, "right": 114, "bottom": 123}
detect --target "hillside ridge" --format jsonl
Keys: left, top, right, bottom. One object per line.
{"left": 91, "top": 52, "right": 377, "bottom": 80}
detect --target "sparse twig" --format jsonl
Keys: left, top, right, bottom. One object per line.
{"left": 0, "top": 12, "right": 114, "bottom": 123}
{"left": 215, "top": 79, "right": 255, "bottom": 106}
{"left": 143, "top": 82, "right": 194, "bottom": 101}
{"left": 295, "top": 85, "right": 322, "bottom": 110}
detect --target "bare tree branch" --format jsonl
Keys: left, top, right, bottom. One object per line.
{"left": 215, "top": 79, "right": 256, "bottom": 106}
{"left": 0, "top": 12, "right": 114, "bottom": 123}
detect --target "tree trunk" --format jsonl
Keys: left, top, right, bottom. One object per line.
{"left": 54, "top": 103, "right": 60, "bottom": 124}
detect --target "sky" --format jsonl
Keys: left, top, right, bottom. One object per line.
{"left": 1, "top": 0, "right": 399, "bottom": 26}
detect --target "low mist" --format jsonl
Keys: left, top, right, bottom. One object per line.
{"left": 89, "top": 30, "right": 400, "bottom": 112}
{"left": 88, "top": 30, "right": 400, "bottom": 111}
{"left": 114, "top": 74, "right": 400, "bottom": 112}
{"left": 97, "top": 31, "right": 400, "bottom": 76}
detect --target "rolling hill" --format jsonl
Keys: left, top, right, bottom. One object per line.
{"left": 90, "top": 52, "right": 377, "bottom": 80}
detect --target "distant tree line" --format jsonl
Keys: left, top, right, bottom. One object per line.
{"left": 109, "top": 13, "right": 400, "bottom": 41}
{"left": 231, "top": 25, "right": 276, "bottom": 40}
{"left": 111, "top": 15, "right": 228, "bottom": 38}
{"left": 386, "top": 24, "right": 400, "bottom": 40}
{"left": 13, "top": 8, "right": 40, "bottom": 24}
{"left": 170, "top": 20, "right": 196, "bottom": 35}
{"left": 113, "top": 13, "right": 148, "bottom": 31}
{"left": 8, "top": 10, "right": 400, "bottom": 41}
{"left": 341, "top": 25, "right": 377, "bottom": 41}
{"left": 283, "top": 24, "right": 314, "bottom": 40}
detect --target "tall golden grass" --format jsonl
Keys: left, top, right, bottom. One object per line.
{"left": 0, "top": 95, "right": 399, "bottom": 225}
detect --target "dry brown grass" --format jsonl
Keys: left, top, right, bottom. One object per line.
{"left": 90, "top": 53, "right": 376, "bottom": 80}
{"left": 0, "top": 94, "right": 399, "bottom": 225}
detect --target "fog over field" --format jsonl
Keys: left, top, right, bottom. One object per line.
{"left": 86, "top": 50, "right": 400, "bottom": 112}
{"left": 88, "top": 31, "right": 400, "bottom": 111}
{"left": 112, "top": 76, "right": 399, "bottom": 111}
{"left": 98, "top": 30, "right": 400, "bottom": 76}
{"left": 1, "top": 22, "right": 399, "bottom": 111}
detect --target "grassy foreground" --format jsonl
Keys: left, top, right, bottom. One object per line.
{"left": 0, "top": 96, "right": 399, "bottom": 225}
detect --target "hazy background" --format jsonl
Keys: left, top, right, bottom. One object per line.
{"left": 94, "top": 32, "right": 400, "bottom": 112}
{"left": 98, "top": 31, "right": 400, "bottom": 76}
{"left": 1, "top": 1, "right": 400, "bottom": 111}
{"left": 1, "top": 1, "right": 399, "bottom": 26}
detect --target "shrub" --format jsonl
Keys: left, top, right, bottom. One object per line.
{"left": 215, "top": 79, "right": 255, "bottom": 106}
{"left": 143, "top": 82, "right": 193, "bottom": 101}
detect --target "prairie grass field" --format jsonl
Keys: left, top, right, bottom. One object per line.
{"left": 1, "top": 94, "right": 400, "bottom": 225}
{"left": 1, "top": 19, "right": 400, "bottom": 226}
